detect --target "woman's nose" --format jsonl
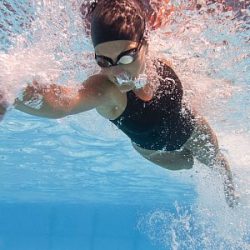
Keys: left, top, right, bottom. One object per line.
{"left": 111, "top": 67, "right": 126, "bottom": 76}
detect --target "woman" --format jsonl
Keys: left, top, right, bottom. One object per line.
{"left": 1, "top": 0, "right": 237, "bottom": 206}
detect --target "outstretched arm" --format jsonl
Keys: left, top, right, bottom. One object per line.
{"left": 14, "top": 74, "right": 113, "bottom": 119}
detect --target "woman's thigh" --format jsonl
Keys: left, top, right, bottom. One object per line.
{"left": 132, "top": 142, "right": 194, "bottom": 170}
{"left": 183, "top": 116, "right": 220, "bottom": 166}
{"left": 133, "top": 116, "right": 222, "bottom": 169}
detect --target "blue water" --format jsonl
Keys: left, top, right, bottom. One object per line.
{"left": 0, "top": 203, "right": 166, "bottom": 250}
{"left": 0, "top": 110, "right": 198, "bottom": 250}
{"left": 0, "top": 1, "right": 249, "bottom": 250}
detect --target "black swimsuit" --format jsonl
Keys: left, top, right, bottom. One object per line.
{"left": 110, "top": 60, "right": 195, "bottom": 151}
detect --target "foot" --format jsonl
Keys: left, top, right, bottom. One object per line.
{"left": 224, "top": 179, "right": 240, "bottom": 208}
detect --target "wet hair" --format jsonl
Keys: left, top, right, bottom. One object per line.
{"left": 90, "top": 0, "right": 145, "bottom": 47}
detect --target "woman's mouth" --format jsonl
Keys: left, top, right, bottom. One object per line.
{"left": 114, "top": 72, "right": 133, "bottom": 86}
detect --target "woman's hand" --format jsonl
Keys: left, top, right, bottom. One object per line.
{"left": 14, "top": 81, "right": 77, "bottom": 119}
{"left": 0, "top": 91, "right": 8, "bottom": 122}
{"left": 148, "top": 0, "right": 174, "bottom": 30}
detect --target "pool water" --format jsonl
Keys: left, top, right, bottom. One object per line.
{"left": 0, "top": 1, "right": 249, "bottom": 249}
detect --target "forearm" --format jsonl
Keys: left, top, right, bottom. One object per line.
{"left": 14, "top": 97, "right": 66, "bottom": 119}
{"left": 14, "top": 82, "right": 73, "bottom": 119}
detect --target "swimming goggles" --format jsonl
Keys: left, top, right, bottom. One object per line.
{"left": 95, "top": 40, "right": 143, "bottom": 68}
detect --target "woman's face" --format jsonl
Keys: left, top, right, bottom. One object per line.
{"left": 94, "top": 40, "right": 147, "bottom": 92}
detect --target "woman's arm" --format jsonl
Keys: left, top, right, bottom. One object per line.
{"left": 14, "top": 74, "right": 114, "bottom": 119}
{"left": 143, "top": 0, "right": 174, "bottom": 30}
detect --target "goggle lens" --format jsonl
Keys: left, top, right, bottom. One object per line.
{"left": 117, "top": 55, "right": 134, "bottom": 65}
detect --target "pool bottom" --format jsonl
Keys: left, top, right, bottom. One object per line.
{"left": 0, "top": 202, "right": 166, "bottom": 250}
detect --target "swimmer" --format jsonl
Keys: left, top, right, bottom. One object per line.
{"left": 1, "top": 0, "right": 238, "bottom": 207}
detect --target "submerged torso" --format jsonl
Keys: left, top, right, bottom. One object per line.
{"left": 109, "top": 60, "right": 195, "bottom": 151}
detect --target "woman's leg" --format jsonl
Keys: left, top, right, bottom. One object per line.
{"left": 132, "top": 142, "right": 194, "bottom": 171}
{"left": 184, "top": 116, "right": 238, "bottom": 207}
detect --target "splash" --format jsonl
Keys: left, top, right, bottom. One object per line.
{"left": 137, "top": 198, "right": 250, "bottom": 249}
{"left": 0, "top": 0, "right": 97, "bottom": 104}
{"left": 137, "top": 121, "right": 250, "bottom": 249}
{"left": 139, "top": 2, "right": 250, "bottom": 245}
{"left": 149, "top": 1, "right": 249, "bottom": 109}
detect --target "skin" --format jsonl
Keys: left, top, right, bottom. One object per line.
{"left": 1, "top": 39, "right": 237, "bottom": 207}
{"left": 0, "top": 92, "right": 8, "bottom": 121}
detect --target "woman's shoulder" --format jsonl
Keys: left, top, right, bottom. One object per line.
{"left": 83, "top": 74, "right": 126, "bottom": 104}
{"left": 151, "top": 58, "right": 183, "bottom": 96}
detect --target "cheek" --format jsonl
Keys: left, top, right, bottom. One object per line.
{"left": 126, "top": 59, "right": 144, "bottom": 76}
{"left": 132, "top": 50, "right": 147, "bottom": 73}
{"left": 101, "top": 68, "right": 113, "bottom": 77}
{"left": 99, "top": 69, "right": 115, "bottom": 82}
